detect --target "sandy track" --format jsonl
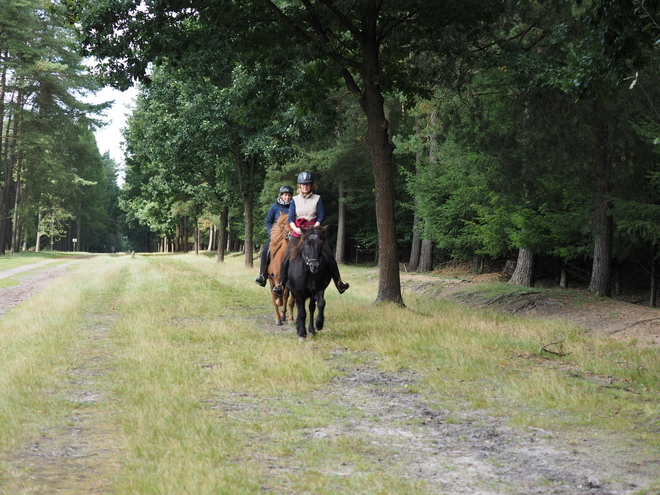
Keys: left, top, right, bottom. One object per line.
{"left": 0, "top": 258, "right": 86, "bottom": 316}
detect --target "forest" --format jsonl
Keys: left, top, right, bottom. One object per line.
{"left": 3, "top": 0, "right": 660, "bottom": 305}
{"left": 0, "top": 0, "right": 124, "bottom": 254}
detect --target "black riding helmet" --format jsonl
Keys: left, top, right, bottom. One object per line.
{"left": 279, "top": 185, "right": 293, "bottom": 195}
{"left": 297, "top": 171, "right": 314, "bottom": 184}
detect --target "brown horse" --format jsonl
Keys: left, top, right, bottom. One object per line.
{"left": 268, "top": 213, "right": 295, "bottom": 325}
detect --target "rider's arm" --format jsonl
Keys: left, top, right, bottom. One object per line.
{"left": 288, "top": 200, "right": 301, "bottom": 234}
{"left": 315, "top": 197, "right": 325, "bottom": 227}
{"left": 265, "top": 205, "right": 276, "bottom": 235}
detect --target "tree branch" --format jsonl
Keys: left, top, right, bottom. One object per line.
{"left": 540, "top": 340, "right": 569, "bottom": 357}
{"left": 315, "top": 0, "right": 363, "bottom": 41}
{"left": 261, "top": 0, "right": 313, "bottom": 43}
{"left": 261, "top": 0, "right": 360, "bottom": 70}
{"left": 378, "top": 10, "right": 419, "bottom": 43}
{"left": 340, "top": 67, "right": 361, "bottom": 95}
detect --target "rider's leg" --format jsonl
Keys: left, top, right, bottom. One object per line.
{"left": 322, "top": 243, "right": 349, "bottom": 294}
{"left": 254, "top": 243, "right": 270, "bottom": 286}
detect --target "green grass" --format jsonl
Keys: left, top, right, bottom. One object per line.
{"left": 0, "top": 252, "right": 658, "bottom": 493}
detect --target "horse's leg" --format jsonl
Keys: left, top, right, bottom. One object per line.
{"left": 287, "top": 288, "right": 295, "bottom": 323}
{"left": 315, "top": 291, "right": 326, "bottom": 331}
{"left": 307, "top": 298, "right": 316, "bottom": 336}
{"left": 282, "top": 288, "right": 294, "bottom": 324}
{"left": 269, "top": 278, "right": 283, "bottom": 326}
{"left": 295, "top": 293, "right": 307, "bottom": 339}
{"left": 273, "top": 294, "right": 283, "bottom": 326}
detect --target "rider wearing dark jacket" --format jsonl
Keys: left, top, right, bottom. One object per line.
{"left": 254, "top": 185, "right": 293, "bottom": 287}
{"left": 272, "top": 171, "right": 349, "bottom": 296}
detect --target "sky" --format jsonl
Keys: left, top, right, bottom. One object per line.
{"left": 86, "top": 86, "right": 139, "bottom": 182}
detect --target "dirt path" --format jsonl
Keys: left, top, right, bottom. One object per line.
{"left": 0, "top": 259, "right": 122, "bottom": 493}
{"left": 1, "top": 312, "right": 123, "bottom": 494}
{"left": 310, "top": 358, "right": 654, "bottom": 494}
{"left": 0, "top": 258, "right": 86, "bottom": 316}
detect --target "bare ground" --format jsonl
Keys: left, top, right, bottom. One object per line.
{"left": 1, "top": 261, "right": 659, "bottom": 494}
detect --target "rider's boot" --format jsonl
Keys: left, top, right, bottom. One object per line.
{"left": 326, "top": 252, "right": 349, "bottom": 294}
{"left": 272, "top": 255, "right": 289, "bottom": 296}
{"left": 254, "top": 248, "right": 270, "bottom": 287}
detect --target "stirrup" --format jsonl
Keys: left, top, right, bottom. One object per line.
{"left": 272, "top": 284, "right": 284, "bottom": 296}
{"left": 337, "top": 280, "right": 349, "bottom": 294}
{"left": 254, "top": 275, "right": 267, "bottom": 287}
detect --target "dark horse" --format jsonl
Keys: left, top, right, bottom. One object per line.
{"left": 286, "top": 226, "right": 332, "bottom": 340}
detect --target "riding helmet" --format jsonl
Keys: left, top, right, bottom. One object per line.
{"left": 297, "top": 171, "right": 314, "bottom": 184}
{"left": 279, "top": 185, "right": 294, "bottom": 195}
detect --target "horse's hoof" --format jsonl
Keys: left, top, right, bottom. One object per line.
{"left": 298, "top": 336, "right": 306, "bottom": 341}
{"left": 275, "top": 320, "right": 282, "bottom": 326}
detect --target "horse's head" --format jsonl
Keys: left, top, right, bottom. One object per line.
{"left": 300, "top": 226, "right": 327, "bottom": 274}
{"left": 271, "top": 212, "right": 291, "bottom": 242}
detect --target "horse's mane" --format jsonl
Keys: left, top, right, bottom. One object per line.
{"left": 270, "top": 213, "right": 290, "bottom": 243}
{"left": 290, "top": 226, "right": 327, "bottom": 260}
{"left": 269, "top": 213, "right": 290, "bottom": 258}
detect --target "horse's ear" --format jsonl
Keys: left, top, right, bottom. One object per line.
{"left": 320, "top": 226, "right": 328, "bottom": 234}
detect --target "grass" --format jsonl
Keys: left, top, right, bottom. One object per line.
{"left": 0, "top": 252, "right": 658, "bottom": 493}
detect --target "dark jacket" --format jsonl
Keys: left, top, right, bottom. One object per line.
{"left": 265, "top": 201, "right": 290, "bottom": 236}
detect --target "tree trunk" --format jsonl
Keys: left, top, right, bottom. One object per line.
{"left": 217, "top": 205, "right": 228, "bottom": 263}
{"left": 194, "top": 209, "right": 200, "bottom": 256}
{"left": 10, "top": 159, "right": 21, "bottom": 254}
{"left": 418, "top": 239, "right": 434, "bottom": 272}
{"left": 0, "top": 96, "right": 17, "bottom": 255}
{"left": 35, "top": 211, "right": 42, "bottom": 252}
{"left": 0, "top": 61, "right": 6, "bottom": 254}
{"left": 207, "top": 224, "right": 214, "bottom": 251}
{"left": 560, "top": 266, "right": 568, "bottom": 289}
{"left": 50, "top": 213, "right": 54, "bottom": 251}
{"left": 235, "top": 136, "right": 256, "bottom": 268}
{"left": 356, "top": 42, "right": 402, "bottom": 304}
{"left": 651, "top": 253, "right": 658, "bottom": 308}
{"left": 242, "top": 154, "right": 256, "bottom": 268}
{"left": 335, "top": 181, "right": 346, "bottom": 264}
{"left": 408, "top": 117, "right": 422, "bottom": 271}
{"left": 0, "top": 62, "right": 6, "bottom": 255}
{"left": 508, "top": 247, "right": 536, "bottom": 287}
{"left": 472, "top": 256, "right": 483, "bottom": 274}
{"left": 416, "top": 113, "right": 439, "bottom": 274}
{"left": 588, "top": 105, "right": 612, "bottom": 297}
{"left": 408, "top": 217, "right": 421, "bottom": 271}
{"left": 76, "top": 208, "right": 82, "bottom": 253}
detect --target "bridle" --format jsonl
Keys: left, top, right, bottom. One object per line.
{"left": 302, "top": 233, "right": 322, "bottom": 268}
